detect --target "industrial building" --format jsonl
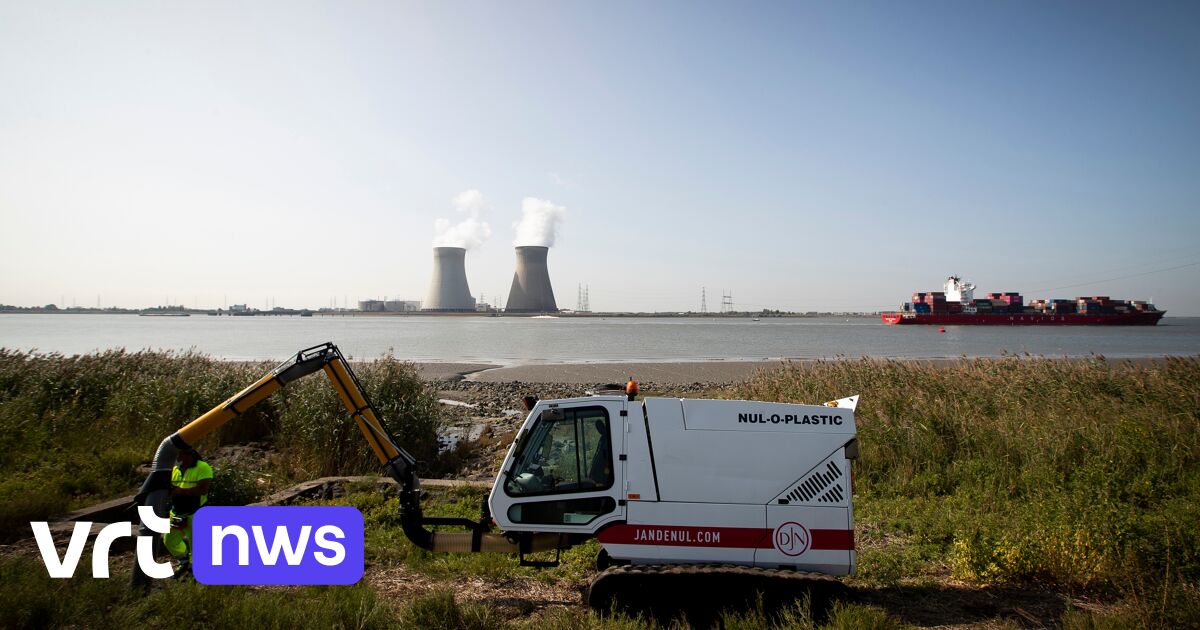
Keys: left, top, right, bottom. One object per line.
{"left": 423, "top": 247, "right": 477, "bottom": 312}
{"left": 505, "top": 246, "right": 558, "bottom": 313}
{"left": 358, "top": 299, "right": 421, "bottom": 312}
{"left": 385, "top": 300, "right": 421, "bottom": 312}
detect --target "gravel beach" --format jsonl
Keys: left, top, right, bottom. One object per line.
{"left": 415, "top": 360, "right": 784, "bottom": 385}
{"left": 415, "top": 360, "right": 769, "bottom": 479}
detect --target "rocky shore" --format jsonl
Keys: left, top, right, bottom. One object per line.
{"left": 416, "top": 360, "right": 764, "bottom": 480}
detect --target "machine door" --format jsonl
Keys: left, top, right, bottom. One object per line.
{"left": 496, "top": 402, "right": 623, "bottom": 532}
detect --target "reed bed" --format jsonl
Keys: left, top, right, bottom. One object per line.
{"left": 3, "top": 351, "right": 1197, "bottom": 627}
{"left": 737, "top": 356, "right": 1200, "bottom": 597}
{"left": 0, "top": 349, "right": 440, "bottom": 541}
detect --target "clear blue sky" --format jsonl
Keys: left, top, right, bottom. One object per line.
{"left": 1, "top": 1, "right": 1197, "bottom": 313}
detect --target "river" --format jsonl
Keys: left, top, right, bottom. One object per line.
{"left": 1, "top": 314, "right": 1197, "bottom": 365}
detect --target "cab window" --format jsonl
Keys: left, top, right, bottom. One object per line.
{"left": 505, "top": 406, "right": 613, "bottom": 497}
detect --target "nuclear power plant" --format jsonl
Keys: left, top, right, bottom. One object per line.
{"left": 505, "top": 246, "right": 558, "bottom": 313}
{"left": 422, "top": 247, "right": 476, "bottom": 312}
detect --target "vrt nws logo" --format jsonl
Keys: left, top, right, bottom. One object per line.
{"left": 773, "top": 522, "right": 810, "bottom": 557}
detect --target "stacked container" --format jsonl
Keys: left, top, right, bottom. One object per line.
{"left": 912, "top": 291, "right": 948, "bottom": 313}
{"left": 985, "top": 292, "right": 1023, "bottom": 313}
{"left": 1050, "top": 299, "right": 1077, "bottom": 315}
{"left": 929, "top": 292, "right": 947, "bottom": 313}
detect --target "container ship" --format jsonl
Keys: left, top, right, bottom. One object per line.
{"left": 881, "top": 276, "right": 1165, "bottom": 325}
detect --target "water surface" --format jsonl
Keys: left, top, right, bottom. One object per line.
{"left": 2, "top": 314, "right": 1197, "bottom": 365}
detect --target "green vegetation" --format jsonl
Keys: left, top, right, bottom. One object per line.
{"left": 1, "top": 475, "right": 890, "bottom": 628}
{"left": 0, "top": 349, "right": 440, "bottom": 541}
{"left": 271, "top": 351, "right": 441, "bottom": 478}
{"left": 302, "top": 485, "right": 603, "bottom": 585}
{"left": 0, "top": 557, "right": 898, "bottom": 630}
{"left": 0, "top": 555, "right": 398, "bottom": 629}
{"left": 738, "top": 356, "right": 1200, "bottom": 625}
{"left": 2, "top": 351, "right": 1198, "bottom": 627}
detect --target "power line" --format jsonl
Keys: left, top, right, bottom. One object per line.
{"left": 1028, "top": 261, "right": 1200, "bottom": 293}
{"left": 1007, "top": 249, "right": 1199, "bottom": 290}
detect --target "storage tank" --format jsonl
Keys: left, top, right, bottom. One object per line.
{"left": 422, "top": 247, "right": 476, "bottom": 312}
{"left": 505, "top": 246, "right": 558, "bottom": 313}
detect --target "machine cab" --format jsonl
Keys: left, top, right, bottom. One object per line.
{"left": 488, "top": 396, "right": 626, "bottom": 533}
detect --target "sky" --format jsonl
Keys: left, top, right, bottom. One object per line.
{"left": 1, "top": 1, "right": 1198, "bottom": 314}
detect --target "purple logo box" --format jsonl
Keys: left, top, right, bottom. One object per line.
{"left": 192, "top": 506, "right": 364, "bottom": 585}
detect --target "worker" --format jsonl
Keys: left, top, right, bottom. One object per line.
{"left": 163, "top": 448, "right": 212, "bottom": 577}
{"left": 587, "top": 418, "right": 611, "bottom": 485}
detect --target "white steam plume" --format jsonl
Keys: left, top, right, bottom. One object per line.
{"left": 433, "top": 189, "right": 492, "bottom": 249}
{"left": 513, "top": 197, "right": 567, "bottom": 247}
{"left": 451, "top": 189, "right": 486, "bottom": 213}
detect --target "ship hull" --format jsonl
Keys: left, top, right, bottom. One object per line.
{"left": 881, "top": 311, "right": 1165, "bottom": 326}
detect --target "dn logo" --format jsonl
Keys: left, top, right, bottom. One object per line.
{"left": 773, "top": 521, "right": 810, "bottom": 557}
{"left": 193, "top": 506, "right": 364, "bottom": 585}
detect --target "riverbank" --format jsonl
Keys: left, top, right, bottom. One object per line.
{"left": 412, "top": 360, "right": 781, "bottom": 384}
{"left": 414, "top": 355, "right": 1185, "bottom": 384}
{"left": 2, "top": 352, "right": 1196, "bottom": 628}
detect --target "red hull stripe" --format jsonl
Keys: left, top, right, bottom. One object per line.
{"left": 881, "top": 311, "right": 1164, "bottom": 325}
{"left": 597, "top": 524, "right": 854, "bottom": 550}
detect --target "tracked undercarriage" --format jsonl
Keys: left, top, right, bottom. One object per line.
{"left": 587, "top": 564, "right": 849, "bottom": 616}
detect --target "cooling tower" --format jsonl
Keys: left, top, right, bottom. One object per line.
{"left": 505, "top": 246, "right": 558, "bottom": 313}
{"left": 423, "top": 247, "right": 476, "bottom": 312}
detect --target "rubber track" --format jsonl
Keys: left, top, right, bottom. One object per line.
{"left": 586, "top": 563, "right": 846, "bottom": 611}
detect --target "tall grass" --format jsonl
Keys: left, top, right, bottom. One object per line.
{"left": 5, "top": 351, "right": 1197, "bottom": 627}
{"left": 271, "top": 354, "right": 441, "bottom": 478}
{"left": 737, "top": 356, "right": 1200, "bottom": 590}
{"left": 0, "top": 558, "right": 902, "bottom": 630}
{"left": 0, "top": 555, "right": 397, "bottom": 629}
{"left": 0, "top": 349, "right": 441, "bottom": 540}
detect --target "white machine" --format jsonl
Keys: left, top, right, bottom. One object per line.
{"left": 490, "top": 392, "right": 859, "bottom": 591}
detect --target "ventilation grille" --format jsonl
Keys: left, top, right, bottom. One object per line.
{"left": 784, "top": 460, "right": 845, "bottom": 504}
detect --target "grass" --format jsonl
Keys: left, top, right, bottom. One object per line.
{"left": 0, "top": 551, "right": 902, "bottom": 630}
{"left": 302, "top": 485, "right": 603, "bottom": 584}
{"left": 0, "top": 555, "right": 398, "bottom": 629}
{"left": 2, "top": 351, "right": 1198, "bottom": 628}
{"left": 737, "top": 355, "right": 1200, "bottom": 626}
{"left": 0, "top": 349, "right": 441, "bottom": 542}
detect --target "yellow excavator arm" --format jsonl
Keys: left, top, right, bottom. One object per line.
{"left": 172, "top": 344, "right": 404, "bottom": 466}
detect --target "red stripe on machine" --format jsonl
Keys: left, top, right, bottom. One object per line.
{"left": 597, "top": 525, "right": 853, "bottom": 550}
{"left": 809, "top": 528, "right": 854, "bottom": 550}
